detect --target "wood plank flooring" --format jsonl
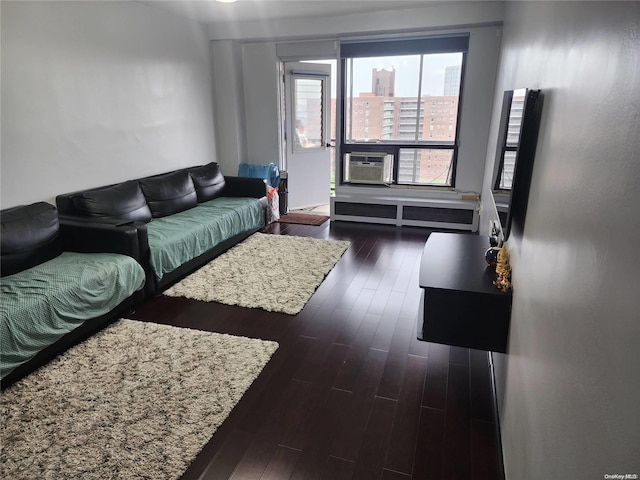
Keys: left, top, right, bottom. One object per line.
{"left": 130, "top": 220, "right": 504, "bottom": 480}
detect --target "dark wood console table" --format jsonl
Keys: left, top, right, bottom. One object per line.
{"left": 418, "top": 232, "right": 511, "bottom": 353}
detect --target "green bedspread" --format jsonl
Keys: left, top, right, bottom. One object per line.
{"left": 1, "top": 251, "right": 145, "bottom": 379}
{"left": 146, "top": 197, "right": 264, "bottom": 281}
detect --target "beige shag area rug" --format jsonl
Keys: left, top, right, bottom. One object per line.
{"left": 164, "top": 232, "right": 350, "bottom": 315}
{"left": 0, "top": 319, "right": 278, "bottom": 480}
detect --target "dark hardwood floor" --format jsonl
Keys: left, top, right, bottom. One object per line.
{"left": 130, "top": 220, "right": 504, "bottom": 480}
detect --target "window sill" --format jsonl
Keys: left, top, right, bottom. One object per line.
{"left": 335, "top": 183, "right": 476, "bottom": 201}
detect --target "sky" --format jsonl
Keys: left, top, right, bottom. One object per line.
{"left": 307, "top": 52, "right": 463, "bottom": 98}
{"left": 351, "top": 53, "right": 463, "bottom": 97}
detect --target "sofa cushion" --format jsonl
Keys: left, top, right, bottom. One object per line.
{"left": 1, "top": 251, "right": 146, "bottom": 379}
{"left": 145, "top": 197, "right": 264, "bottom": 281}
{"left": 188, "top": 162, "right": 226, "bottom": 202}
{"left": 138, "top": 170, "right": 197, "bottom": 218}
{"left": 71, "top": 180, "right": 152, "bottom": 223}
{"left": 1, "top": 202, "right": 63, "bottom": 277}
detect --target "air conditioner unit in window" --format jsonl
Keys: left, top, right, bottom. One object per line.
{"left": 348, "top": 153, "right": 392, "bottom": 184}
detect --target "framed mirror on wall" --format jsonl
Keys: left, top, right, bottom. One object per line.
{"left": 491, "top": 88, "right": 544, "bottom": 244}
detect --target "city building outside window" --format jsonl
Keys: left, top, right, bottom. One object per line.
{"left": 339, "top": 35, "right": 468, "bottom": 187}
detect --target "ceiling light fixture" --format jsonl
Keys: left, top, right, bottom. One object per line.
{"left": 216, "top": 0, "right": 237, "bottom": 3}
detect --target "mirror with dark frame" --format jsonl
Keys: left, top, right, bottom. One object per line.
{"left": 491, "top": 88, "right": 543, "bottom": 244}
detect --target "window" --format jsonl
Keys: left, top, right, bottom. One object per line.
{"left": 340, "top": 35, "right": 468, "bottom": 187}
{"left": 398, "top": 148, "right": 454, "bottom": 184}
{"left": 292, "top": 76, "right": 325, "bottom": 151}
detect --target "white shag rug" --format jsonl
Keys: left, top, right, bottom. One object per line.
{"left": 0, "top": 319, "right": 278, "bottom": 480}
{"left": 164, "top": 232, "right": 350, "bottom": 315}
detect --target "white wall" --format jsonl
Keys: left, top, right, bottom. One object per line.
{"left": 453, "top": 25, "right": 502, "bottom": 194}
{"left": 241, "top": 43, "right": 282, "bottom": 168}
{"left": 210, "top": 40, "right": 248, "bottom": 177}
{"left": 480, "top": 2, "right": 640, "bottom": 478}
{"left": 1, "top": 1, "right": 216, "bottom": 208}
{"left": 209, "top": 40, "right": 281, "bottom": 178}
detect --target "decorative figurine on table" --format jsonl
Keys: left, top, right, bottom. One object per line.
{"left": 493, "top": 245, "right": 512, "bottom": 292}
{"left": 485, "top": 247, "right": 501, "bottom": 267}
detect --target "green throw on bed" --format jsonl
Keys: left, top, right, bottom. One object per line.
{"left": 1, "top": 251, "right": 145, "bottom": 379}
{"left": 146, "top": 197, "right": 264, "bottom": 281}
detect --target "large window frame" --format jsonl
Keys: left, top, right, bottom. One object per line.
{"left": 338, "top": 34, "right": 469, "bottom": 188}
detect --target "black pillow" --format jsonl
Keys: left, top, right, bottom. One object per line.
{"left": 138, "top": 170, "right": 197, "bottom": 217}
{"left": 188, "top": 162, "right": 226, "bottom": 202}
{"left": 72, "top": 180, "right": 152, "bottom": 223}
{"left": 1, "top": 202, "right": 63, "bottom": 277}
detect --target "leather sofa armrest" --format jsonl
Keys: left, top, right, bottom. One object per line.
{"left": 59, "top": 218, "right": 142, "bottom": 262}
{"left": 222, "top": 176, "right": 268, "bottom": 199}
{"left": 59, "top": 215, "right": 148, "bottom": 259}
{"left": 60, "top": 215, "right": 154, "bottom": 297}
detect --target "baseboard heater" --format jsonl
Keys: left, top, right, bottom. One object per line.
{"left": 333, "top": 201, "right": 476, "bottom": 230}
{"left": 402, "top": 205, "right": 473, "bottom": 224}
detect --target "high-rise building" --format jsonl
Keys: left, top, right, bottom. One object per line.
{"left": 372, "top": 68, "right": 395, "bottom": 97}
{"left": 443, "top": 65, "right": 462, "bottom": 96}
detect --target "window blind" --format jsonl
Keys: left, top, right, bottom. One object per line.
{"left": 340, "top": 34, "right": 469, "bottom": 58}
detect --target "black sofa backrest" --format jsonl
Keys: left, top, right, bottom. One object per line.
{"left": 188, "top": 162, "right": 226, "bottom": 202}
{"left": 1, "top": 202, "right": 63, "bottom": 277}
{"left": 71, "top": 180, "right": 153, "bottom": 223}
{"left": 56, "top": 163, "right": 233, "bottom": 220}
{"left": 138, "top": 170, "right": 198, "bottom": 217}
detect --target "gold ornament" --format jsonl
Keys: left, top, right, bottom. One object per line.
{"left": 493, "top": 245, "right": 512, "bottom": 292}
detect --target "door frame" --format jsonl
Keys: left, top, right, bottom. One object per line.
{"left": 281, "top": 61, "right": 332, "bottom": 210}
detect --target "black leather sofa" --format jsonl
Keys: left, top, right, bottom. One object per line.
{"left": 56, "top": 162, "right": 268, "bottom": 296}
{"left": 1, "top": 202, "right": 145, "bottom": 389}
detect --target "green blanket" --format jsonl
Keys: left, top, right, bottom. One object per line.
{"left": 146, "top": 197, "right": 264, "bottom": 281}
{"left": 1, "top": 252, "right": 145, "bottom": 379}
